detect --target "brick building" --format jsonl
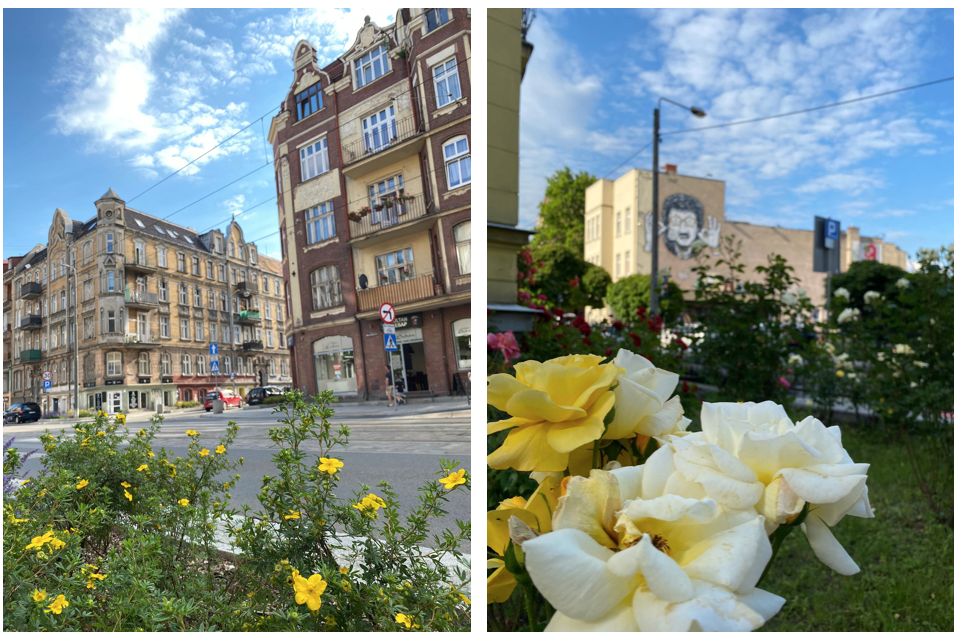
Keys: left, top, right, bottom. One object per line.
{"left": 585, "top": 167, "right": 912, "bottom": 320}
{"left": 268, "top": 9, "right": 471, "bottom": 400}
{"left": 5, "top": 191, "right": 291, "bottom": 416}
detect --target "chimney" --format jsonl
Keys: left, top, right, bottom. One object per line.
{"left": 665, "top": 163, "right": 677, "bottom": 175}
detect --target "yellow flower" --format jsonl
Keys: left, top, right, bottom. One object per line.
{"left": 215, "top": 444, "right": 226, "bottom": 455}
{"left": 439, "top": 468, "right": 467, "bottom": 490}
{"left": 340, "top": 579, "right": 351, "bottom": 592}
{"left": 186, "top": 429, "right": 199, "bottom": 437}
{"left": 339, "top": 566, "right": 349, "bottom": 575}
{"left": 168, "top": 464, "right": 177, "bottom": 477}
{"left": 395, "top": 613, "right": 415, "bottom": 629}
{"left": 9, "top": 512, "right": 28, "bottom": 525}
{"left": 120, "top": 481, "right": 131, "bottom": 488}
{"left": 178, "top": 498, "right": 190, "bottom": 507}
{"left": 147, "top": 451, "right": 155, "bottom": 459}
{"left": 459, "top": 593, "right": 471, "bottom": 605}
{"left": 80, "top": 438, "right": 90, "bottom": 447}
{"left": 317, "top": 456, "right": 344, "bottom": 475}
{"left": 115, "top": 413, "right": 126, "bottom": 425}
{"left": 353, "top": 493, "right": 387, "bottom": 515}
{"left": 487, "top": 355, "right": 621, "bottom": 472}
{"left": 96, "top": 431, "right": 106, "bottom": 438}
{"left": 32, "top": 589, "right": 47, "bottom": 602}
{"left": 75, "top": 479, "right": 89, "bottom": 490}
{"left": 86, "top": 572, "right": 106, "bottom": 589}
{"left": 283, "top": 510, "right": 301, "bottom": 520}
{"left": 835, "top": 369, "right": 845, "bottom": 378}
{"left": 198, "top": 448, "right": 210, "bottom": 458}
{"left": 291, "top": 570, "right": 327, "bottom": 611}
{"left": 44, "top": 594, "right": 69, "bottom": 615}
{"left": 487, "top": 474, "right": 562, "bottom": 604}
{"left": 124, "top": 489, "right": 133, "bottom": 502}
{"left": 137, "top": 464, "right": 149, "bottom": 472}
{"left": 98, "top": 410, "right": 108, "bottom": 418}
{"left": 49, "top": 536, "right": 66, "bottom": 550}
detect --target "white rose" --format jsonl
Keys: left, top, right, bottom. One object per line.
{"left": 699, "top": 402, "right": 874, "bottom": 575}
{"left": 896, "top": 277, "right": 910, "bottom": 288}
{"left": 833, "top": 287, "right": 850, "bottom": 299}
{"left": 837, "top": 308, "right": 860, "bottom": 324}
{"left": 893, "top": 344, "right": 914, "bottom": 355}
{"left": 863, "top": 290, "right": 881, "bottom": 304}
{"left": 608, "top": 349, "right": 690, "bottom": 440}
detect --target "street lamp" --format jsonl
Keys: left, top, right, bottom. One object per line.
{"left": 650, "top": 97, "right": 706, "bottom": 317}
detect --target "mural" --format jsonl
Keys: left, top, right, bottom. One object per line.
{"left": 643, "top": 193, "right": 721, "bottom": 260}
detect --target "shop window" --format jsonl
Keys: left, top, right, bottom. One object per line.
{"left": 452, "top": 318, "right": 470, "bottom": 371}
{"left": 313, "top": 335, "right": 356, "bottom": 394}
{"left": 454, "top": 221, "right": 470, "bottom": 274}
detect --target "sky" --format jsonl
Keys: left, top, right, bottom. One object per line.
{"left": 518, "top": 8, "right": 954, "bottom": 262}
{"left": 2, "top": 7, "right": 397, "bottom": 261}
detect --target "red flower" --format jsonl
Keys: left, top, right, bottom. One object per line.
{"left": 582, "top": 337, "right": 592, "bottom": 346}
{"left": 777, "top": 376, "right": 791, "bottom": 390}
{"left": 647, "top": 315, "right": 664, "bottom": 333}
{"left": 612, "top": 320, "right": 625, "bottom": 331}
{"left": 628, "top": 332, "right": 642, "bottom": 347}
{"left": 487, "top": 331, "right": 521, "bottom": 364}
{"left": 569, "top": 276, "right": 581, "bottom": 288}
{"left": 536, "top": 294, "right": 548, "bottom": 301}
{"left": 572, "top": 315, "right": 591, "bottom": 336}
{"left": 674, "top": 337, "right": 688, "bottom": 350}
{"left": 635, "top": 306, "right": 647, "bottom": 321}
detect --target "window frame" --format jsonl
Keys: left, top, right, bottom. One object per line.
{"left": 305, "top": 200, "right": 336, "bottom": 245}
{"left": 309, "top": 265, "right": 343, "bottom": 311}
{"left": 295, "top": 81, "right": 323, "bottom": 121}
{"left": 299, "top": 136, "right": 329, "bottom": 182}
{"left": 454, "top": 221, "right": 470, "bottom": 275}
{"left": 375, "top": 247, "right": 415, "bottom": 285}
{"left": 353, "top": 44, "right": 390, "bottom": 88}
{"left": 361, "top": 105, "right": 397, "bottom": 153}
{"left": 432, "top": 57, "right": 462, "bottom": 108}
{"left": 425, "top": 8, "right": 451, "bottom": 32}
{"left": 443, "top": 136, "right": 470, "bottom": 189}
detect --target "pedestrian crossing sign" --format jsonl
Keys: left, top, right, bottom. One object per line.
{"left": 384, "top": 333, "right": 398, "bottom": 351}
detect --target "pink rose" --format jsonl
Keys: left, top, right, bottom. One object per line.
{"left": 487, "top": 331, "right": 521, "bottom": 364}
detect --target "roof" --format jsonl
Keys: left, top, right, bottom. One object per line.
{"left": 258, "top": 255, "right": 283, "bottom": 277}
{"left": 99, "top": 187, "right": 122, "bottom": 201}
{"left": 122, "top": 207, "right": 210, "bottom": 252}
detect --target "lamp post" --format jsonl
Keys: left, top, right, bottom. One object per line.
{"left": 650, "top": 97, "right": 706, "bottom": 317}
{"left": 61, "top": 261, "right": 79, "bottom": 417}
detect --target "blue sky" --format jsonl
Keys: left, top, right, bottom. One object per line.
{"left": 3, "top": 7, "right": 396, "bottom": 261}
{"left": 519, "top": 8, "right": 954, "bottom": 262}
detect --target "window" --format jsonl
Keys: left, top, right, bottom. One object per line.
{"left": 277, "top": 303, "right": 283, "bottom": 321}
{"left": 452, "top": 318, "right": 470, "bottom": 370}
{"left": 454, "top": 222, "right": 470, "bottom": 274}
{"left": 180, "top": 319, "right": 189, "bottom": 340}
{"left": 375, "top": 247, "right": 414, "bottom": 285}
{"left": 625, "top": 253, "right": 630, "bottom": 276}
{"left": 106, "top": 351, "right": 122, "bottom": 377}
{"left": 616, "top": 214, "right": 622, "bottom": 236}
{"left": 178, "top": 283, "right": 188, "bottom": 305}
{"left": 425, "top": 8, "right": 451, "bottom": 31}
{"left": 206, "top": 260, "right": 213, "bottom": 278}
{"left": 353, "top": 44, "right": 390, "bottom": 88}
{"left": 309, "top": 266, "right": 342, "bottom": 311}
{"left": 106, "top": 270, "right": 116, "bottom": 292}
{"left": 83, "top": 279, "right": 93, "bottom": 301}
{"left": 264, "top": 305, "right": 271, "bottom": 321}
{"left": 209, "top": 321, "right": 217, "bottom": 341}
{"left": 443, "top": 136, "right": 470, "bottom": 189}
{"left": 313, "top": 336, "right": 356, "bottom": 394}
{"left": 220, "top": 291, "right": 228, "bottom": 311}
{"left": 157, "top": 246, "right": 168, "bottom": 268}
{"left": 367, "top": 174, "right": 406, "bottom": 226}
{"left": 160, "top": 353, "right": 171, "bottom": 376}
{"left": 194, "top": 287, "right": 202, "bottom": 307}
{"left": 107, "top": 310, "right": 117, "bottom": 333}
{"left": 615, "top": 253, "right": 621, "bottom": 277}
{"left": 295, "top": 81, "right": 323, "bottom": 120}
{"left": 176, "top": 253, "right": 186, "bottom": 272}
{"left": 191, "top": 256, "right": 200, "bottom": 275}
{"left": 83, "top": 242, "right": 92, "bottom": 264}
{"left": 84, "top": 315, "right": 93, "bottom": 339}
{"left": 160, "top": 315, "right": 170, "bottom": 338}
{"left": 181, "top": 354, "right": 192, "bottom": 376}
{"left": 362, "top": 105, "right": 397, "bottom": 153}
{"left": 214, "top": 237, "right": 223, "bottom": 254}
{"left": 275, "top": 279, "right": 281, "bottom": 295}
{"left": 218, "top": 264, "right": 226, "bottom": 282}
{"left": 195, "top": 320, "right": 203, "bottom": 341}
{"left": 229, "top": 242, "right": 235, "bottom": 258}
{"left": 305, "top": 201, "right": 336, "bottom": 244}
{"left": 138, "top": 352, "right": 151, "bottom": 375}
{"left": 106, "top": 232, "right": 114, "bottom": 254}
{"left": 159, "top": 279, "right": 168, "bottom": 301}
{"left": 196, "top": 355, "right": 206, "bottom": 375}
{"left": 433, "top": 57, "right": 461, "bottom": 108}
{"left": 299, "top": 137, "right": 329, "bottom": 181}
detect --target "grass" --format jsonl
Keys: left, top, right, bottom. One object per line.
{"left": 760, "top": 423, "right": 953, "bottom": 631}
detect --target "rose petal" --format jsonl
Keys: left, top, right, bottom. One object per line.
{"left": 683, "top": 516, "right": 771, "bottom": 594}
{"left": 545, "top": 602, "right": 638, "bottom": 631}
{"left": 802, "top": 513, "right": 860, "bottom": 575}
{"left": 488, "top": 424, "right": 568, "bottom": 472}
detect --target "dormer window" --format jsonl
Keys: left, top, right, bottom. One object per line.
{"left": 296, "top": 82, "right": 323, "bottom": 120}
{"left": 425, "top": 9, "right": 451, "bottom": 32}
{"left": 354, "top": 44, "right": 390, "bottom": 88}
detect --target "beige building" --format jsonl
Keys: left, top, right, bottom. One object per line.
{"left": 585, "top": 167, "right": 911, "bottom": 318}
{"left": 5, "top": 190, "right": 290, "bottom": 416}
{"left": 487, "top": 8, "right": 538, "bottom": 330}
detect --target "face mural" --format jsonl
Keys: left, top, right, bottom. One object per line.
{"left": 644, "top": 193, "right": 721, "bottom": 260}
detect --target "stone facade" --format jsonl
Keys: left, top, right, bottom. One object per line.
{"left": 5, "top": 192, "right": 291, "bottom": 415}
{"left": 585, "top": 167, "right": 912, "bottom": 320}
{"left": 268, "top": 9, "right": 471, "bottom": 400}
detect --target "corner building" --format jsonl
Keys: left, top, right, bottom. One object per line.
{"left": 269, "top": 9, "right": 471, "bottom": 400}
{"left": 5, "top": 192, "right": 291, "bottom": 415}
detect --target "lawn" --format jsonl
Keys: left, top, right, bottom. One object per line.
{"left": 760, "top": 422, "right": 953, "bottom": 631}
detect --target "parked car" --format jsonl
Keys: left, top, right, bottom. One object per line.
{"left": 246, "top": 386, "right": 283, "bottom": 405}
{"left": 4, "top": 402, "right": 42, "bottom": 424}
{"left": 204, "top": 389, "right": 243, "bottom": 411}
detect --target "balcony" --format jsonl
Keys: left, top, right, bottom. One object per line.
{"left": 124, "top": 333, "right": 159, "bottom": 346}
{"left": 241, "top": 340, "right": 264, "bottom": 352}
{"left": 126, "top": 256, "right": 155, "bottom": 274}
{"left": 20, "top": 282, "right": 43, "bottom": 299}
{"left": 124, "top": 289, "right": 159, "bottom": 309}
{"left": 341, "top": 115, "right": 423, "bottom": 177}
{"left": 234, "top": 310, "right": 261, "bottom": 325}
{"left": 19, "top": 315, "right": 42, "bottom": 330}
{"left": 234, "top": 280, "right": 258, "bottom": 295}
{"left": 356, "top": 274, "right": 438, "bottom": 312}
{"left": 348, "top": 192, "right": 430, "bottom": 240}
{"left": 20, "top": 349, "right": 42, "bottom": 363}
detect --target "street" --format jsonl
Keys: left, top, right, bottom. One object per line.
{"left": 3, "top": 400, "right": 471, "bottom": 545}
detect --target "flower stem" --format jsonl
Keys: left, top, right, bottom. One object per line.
{"left": 522, "top": 583, "right": 539, "bottom": 631}
{"left": 758, "top": 504, "right": 809, "bottom": 585}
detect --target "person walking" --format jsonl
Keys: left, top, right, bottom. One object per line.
{"left": 385, "top": 364, "right": 395, "bottom": 407}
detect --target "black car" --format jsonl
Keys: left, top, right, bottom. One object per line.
{"left": 4, "top": 402, "right": 41, "bottom": 424}
{"left": 246, "top": 386, "right": 283, "bottom": 405}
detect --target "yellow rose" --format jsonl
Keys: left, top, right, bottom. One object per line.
{"left": 487, "top": 355, "right": 620, "bottom": 472}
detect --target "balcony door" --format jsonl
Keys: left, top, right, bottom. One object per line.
{"left": 137, "top": 313, "right": 148, "bottom": 340}
{"left": 367, "top": 174, "right": 405, "bottom": 226}
{"left": 362, "top": 105, "right": 397, "bottom": 153}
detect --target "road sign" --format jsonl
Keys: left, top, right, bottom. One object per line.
{"left": 42, "top": 379, "right": 52, "bottom": 390}
{"left": 230, "top": 372, "right": 237, "bottom": 380}
{"left": 382, "top": 324, "right": 396, "bottom": 334}
{"left": 384, "top": 334, "right": 398, "bottom": 352}
{"left": 379, "top": 302, "right": 396, "bottom": 324}
{"left": 824, "top": 218, "right": 840, "bottom": 249}
{"left": 210, "top": 359, "right": 220, "bottom": 372}
{"left": 42, "top": 370, "right": 51, "bottom": 380}
{"left": 209, "top": 343, "right": 219, "bottom": 355}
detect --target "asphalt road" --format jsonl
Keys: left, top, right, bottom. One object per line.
{"left": 3, "top": 401, "right": 470, "bottom": 546}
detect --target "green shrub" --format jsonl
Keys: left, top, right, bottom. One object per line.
{"left": 175, "top": 401, "right": 200, "bottom": 409}
{"left": 261, "top": 395, "right": 286, "bottom": 405}
{"left": 77, "top": 410, "right": 93, "bottom": 418}
{"left": 3, "top": 394, "right": 470, "bottom": 631}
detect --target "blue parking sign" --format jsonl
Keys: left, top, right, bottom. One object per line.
{"left": 42, "top": 379, "right": 52, "bottom": 390}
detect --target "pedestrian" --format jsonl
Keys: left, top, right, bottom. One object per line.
{"left": 385, "top": 365, "right": 395, "bottom": 407}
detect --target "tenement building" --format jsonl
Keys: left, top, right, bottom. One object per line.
{"left": 268, "top": 9, "right": 471, "bottom": 400}
{"left": 585, "top": 166, "right": 911, "bottom": 320}
{"left": 5, "top": 191, "right": 291, "bottom": 416}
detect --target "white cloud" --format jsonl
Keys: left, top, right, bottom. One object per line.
{"left": 796, "top": 172, "right": 884, "bottom": 195}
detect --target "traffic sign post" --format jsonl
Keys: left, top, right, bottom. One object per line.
{"left": 384, "top": 334, "right": 398, "bottom": 351}
{"left": 43, "top": 371, "right": 51, "bottom": 381}
{"left": 209, "top": 343, "right": 219, "bottom": 356}
{"left": 379, "top": 302, "right": 396, "bottom": 324}
{"left": 42, "top": 379, "right": 52, "bottom": 391}
{"left": 381, "top": 303, "right": 398, "bottom": 407}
